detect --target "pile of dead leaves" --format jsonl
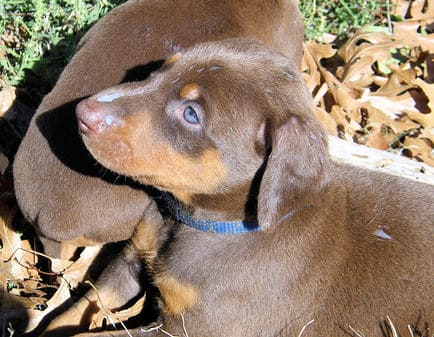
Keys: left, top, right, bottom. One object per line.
{"left": 303, "top": 0, "right": 434, "bottom": 166}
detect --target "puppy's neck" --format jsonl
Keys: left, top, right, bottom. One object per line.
{"left": 172, "top": 184, "right": 254, "bottom": 222}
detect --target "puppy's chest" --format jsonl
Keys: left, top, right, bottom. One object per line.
{"left": 162, "top": 227, "right": 294, "bottom": 293}
{"left": 165, "top": 228, "right": 245, "bottom": 278}
{"left": 158, "top": 227, "right": 322, "bottom": 335}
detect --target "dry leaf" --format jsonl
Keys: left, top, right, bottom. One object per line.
{"left": 49, "top": 257, "right": 74, "bottom": 274}
{"left": 90, "top": 294, "right": 146, "bottom": 330}
{"left": 305, "top": 41, "right": 337, "bottom": 62}
{"left": 416, "top": 153, "right": 434, "bottom": 166}
{"left": 393, "top": 21, "right": 434, "bottom": 53}
{"left": 330, "top": 106, "right": 360, "bottom": 140}
{"left": 61, "top": 245, "right": 102, "bottom": 289}
{"left": 0, "top": 260, "right": 15, "bottom": 291}
{"left": 313, "top": 106, "right": 338, "bottom": 136}
{"left": 318, "top": 33, "right": 337, "bottom": 44}
{"left": 302, "top": 43, "right": 327, "bottom": 93}
{"left": 365, "top": 129, "right": 397, "bottom": 150}
{"left": 312, "top": 83, "right": 329, "bottom": 107}
{"left": 19, "top": 240, "right": 39, "bottom": 279}
{"left": 358, "top": 91, "right": 419, "bottom": 120}
{"left": 25, "top": 279, "right": 71, "bottom": 333}
{"left": 375, "top": 73, "right": 413, "bottom": 97}
{"left": 338, "top": 29, "right": 393, "bottom": 63}
{"left": 341, "top": 57, "right": 376, "bottom": 88}
{"left": 321, "top": 69, "right": 359, "bottom": 110}
{"left": 405, "top": 79, "right": 434, "bottom": 127}
{"left": 387, "top": 62, "right": 418, "bottom": 84}
{"left": 403, "top": 137, "right": 432, "bottom": 158}
{"left": 0, "top": 200, "right": 37, "bottom": 280}
{"left": 413, "top": 78, "right": 434, "bottom": 111}
{"left": 22, "top": 246, "right": 102, "bottom": 333}
{"left": 419, "top": 127, "right": 434, "bottom": 144}
{"left": 0, "top": 86, "right": 16, "bottom": 117}
{"left": 404, "top": 0, "right": 434, "bottom": 20}
{"left": 364, "top": 104, "right": 419, "bottom": 134}
{"left": 0, "top": 200, "right": 20, "bottom": 259}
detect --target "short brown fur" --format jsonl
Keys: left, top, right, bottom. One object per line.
{"left": 65, "top": 40, "right": 433, "bottom": 337}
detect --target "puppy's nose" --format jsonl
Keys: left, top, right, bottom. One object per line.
{"left": 76, "top": 99, "right": 120, "bottom": 134}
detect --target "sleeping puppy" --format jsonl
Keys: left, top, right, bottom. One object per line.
{"left": 13, "top": 0, "right": 303, "bottom": 257}
{"left": 65, "top": 39, "right": 433, "bottom": 337}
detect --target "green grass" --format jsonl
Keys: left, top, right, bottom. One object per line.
{"left": 0, "top": 0, "right": 126, "bottom": 98}
{"left": 0, "top": 0, "right": 390, "bottom": 100}
{"left": 300, "top": 0, "right": 389, "bottom": 41}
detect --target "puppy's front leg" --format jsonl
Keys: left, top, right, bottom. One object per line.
{"left": 131, "top": 204, "right": 198, "bottom": 318}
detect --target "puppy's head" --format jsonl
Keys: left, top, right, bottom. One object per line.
{"left": 76, "top": 39, "right": 330, "bottom": 230}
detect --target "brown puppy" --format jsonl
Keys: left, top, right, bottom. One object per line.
{"left": 72, "top": 39, "right": 433, "bottom": 337}
{"left": 13, "top": 0, "right": 303, "bottom": 257}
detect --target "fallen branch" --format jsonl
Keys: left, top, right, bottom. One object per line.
{"left": 328, "top": 136, "right": 434, "bottom": 185}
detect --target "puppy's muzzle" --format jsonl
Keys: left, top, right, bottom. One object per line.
{"left": 76, "top": 98, "right": 122, "bottom": 134}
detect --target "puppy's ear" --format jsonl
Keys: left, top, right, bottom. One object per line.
{"left": 257, "top": 113, "right": 330, "bottom": 231}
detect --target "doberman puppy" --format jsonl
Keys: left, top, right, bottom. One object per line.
{"left": 66, "top": 39, "right": 433, "bottom": 337}
{"left": 13, "top": 0, "right": 303, "bottom": 257}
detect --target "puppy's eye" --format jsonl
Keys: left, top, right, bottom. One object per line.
{"left": 183, "top": 106, "right": 199, "bottom": 124}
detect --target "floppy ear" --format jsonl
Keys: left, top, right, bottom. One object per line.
{"left": 257, "top": 113, "right": 330, "bottom": 231}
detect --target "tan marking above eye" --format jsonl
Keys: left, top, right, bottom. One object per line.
{"left": 180, "top": 83, "right": 201, "bottom": 101}
{"left": 165, "top": 52, "right": 182, "bottom": 66}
